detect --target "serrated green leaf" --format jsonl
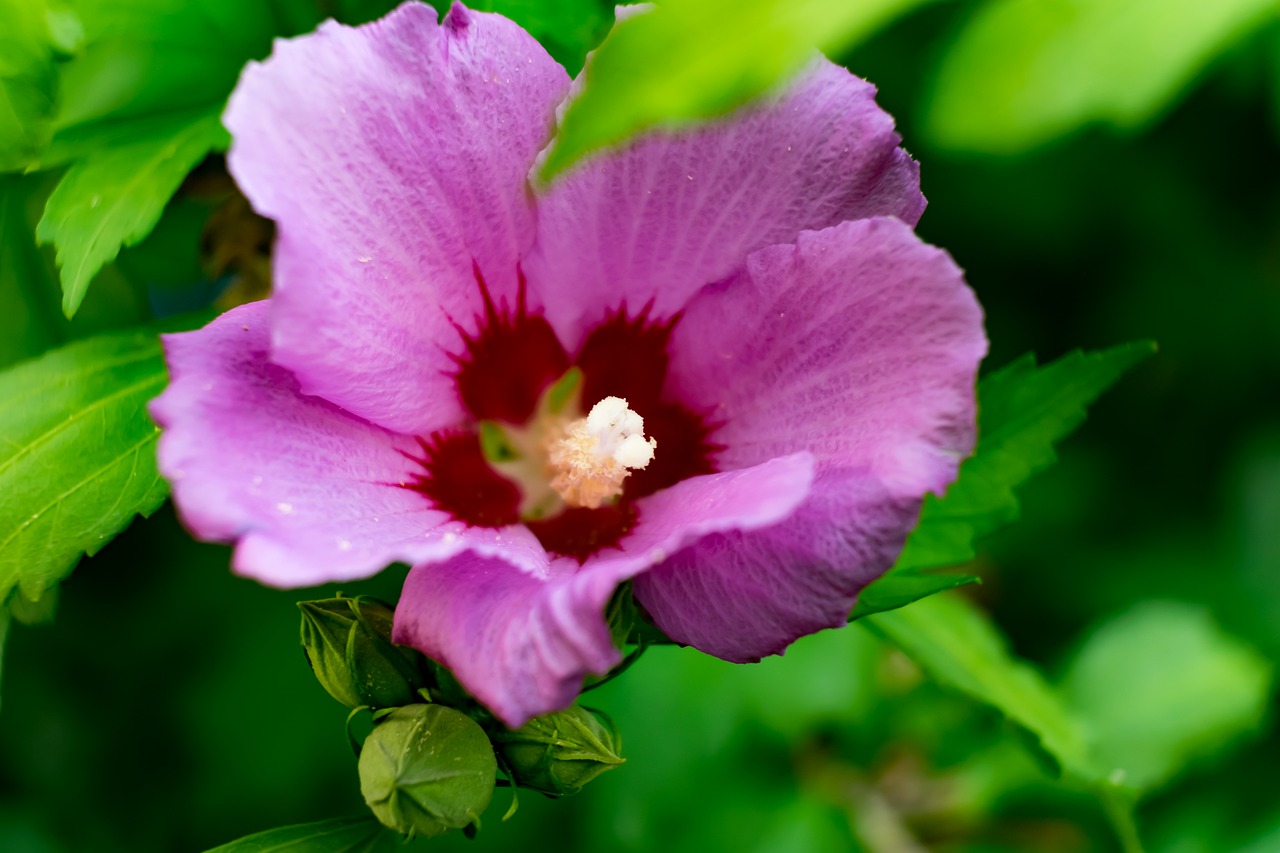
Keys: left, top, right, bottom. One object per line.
{"left": 203, "top": 816, "right": 398, "bottom": 853}
{"left": 866, "top": 592, "right": 1101, "bottom": 783}
{"left": 904, "top": 342, "right": 1155, "bottom": 571}
{"left": 0, "top": 328, "right": 171, "bottom": 605}
{"left": 923, "top": 0, "right": 1280, "bottom": 153}
{"left": 540, "top": 0, "right": 931, "bottom": 180}
{"left": 36, "top": 108, "right": 226, "bottom": 318}
{"left": 851, "top": 343, "right": 1154, "bottom": 619}
{"left": 0, "top": 0, "right": 58, "bottom": 171}
{"left": 36, "top": 0, "right": 317, "bottom": 315}
{"left": 1063, "top": 602, "right": 1272, "bottom": 795}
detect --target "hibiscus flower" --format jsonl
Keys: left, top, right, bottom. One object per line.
{"left": 149, "top": 1, "right": 986, "bottom": 728}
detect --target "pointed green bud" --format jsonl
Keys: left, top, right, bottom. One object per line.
{"left": 492, "top": 705, "right": 625, "bottom": 797}
{"left": 359, "top": 704, "right": 497, "bottom": 838}
{"left": 298, "top": 596, "right": 426, "bottom": 709}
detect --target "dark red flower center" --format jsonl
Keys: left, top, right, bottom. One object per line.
{"left": 402, "top": 265, "right": 720, "bottom": 562}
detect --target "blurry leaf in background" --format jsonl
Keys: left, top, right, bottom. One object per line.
{"left": 473, "top": 0, "right": 613, "bottom": 74}
{"left": 870, "top": 592, "right": 1274, "bottom": 850}
{"left": 1231, "top": 436, "right": 1280, "bottom": 659}
{"left": 0, "top": 328, "right": 172, "bottom": 607}
{"left": 852, "top": 343, "right": 1154, "bottom": 620}
{"left": 866, "top": 592, "right": 1099, "bottom": 783}
{"left": 36, "top": 109, "right": 227, "bottom": 318}
{"left": 0, "top": 0, "right": 58, "bottom": 172}
{"left": 923, "top": 0, "right": 1280, "bottom": 153}
{"left": 0, "top": 176, "right": 66, "bottom": 366}
{"left": 329, "top": 0, "right": 416, "bottom": 27}
{"left": 203, "top": 816, "right": 397, "bottom": 852}
{"left": 1, "top": 174, "right": 157, "bottom": 368}
{"left": 0, "top": 588, "right": 57, "bottom": 714}
{"left": 866, "top": 592, "right": 1147, "bottom": 849}
{"left": 540, "top": 0, "right": 933, "bottom": 180}
{"left": 0, "top": 608, "right": 8, "bottom": 713}
{"left": 50, "top": 0, "right": 283, "bottom": 144}
{"left": 1062, "top": 601, "right": 1272, "bottom": 796}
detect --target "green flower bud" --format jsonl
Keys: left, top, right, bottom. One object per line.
{"left": 298, "top": 596, "right": 426, "bottom": 709}
{"left": 359, "top": 704, "right": 497, "bottom": 838}
{"left": 492, "top": 705, "right": 625, "bottom": 796}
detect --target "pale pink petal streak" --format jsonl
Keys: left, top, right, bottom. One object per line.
{"left": 149, "top": 302, "right": 539, "bottom": 588}
{"left": 223, "top": 2, "right": 571, "bottom": 435}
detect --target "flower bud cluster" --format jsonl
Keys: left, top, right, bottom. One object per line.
{"left": 297, "top": 594, "right": 627, "bottom": 840}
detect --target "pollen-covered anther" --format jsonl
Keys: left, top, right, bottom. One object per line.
{"left": 547, "top": 396, "right": 657, "bottom": 509}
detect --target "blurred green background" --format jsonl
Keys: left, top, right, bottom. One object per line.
{"left": 1, "top": 0, "right": 1278, "bottom": 851}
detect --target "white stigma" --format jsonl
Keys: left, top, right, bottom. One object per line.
{"left": 547, "top": 396, "right": 656, "bottom": 509}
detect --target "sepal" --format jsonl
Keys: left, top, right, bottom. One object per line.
{"left": 492, "top": 705, "right": 624, "bottom": 797}
{"left": 298, "top": 596, "right": 427, "bottom": 709}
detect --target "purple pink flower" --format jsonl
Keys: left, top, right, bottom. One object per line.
{"left": 149, "top": 1, "right": 986, "bottom": 727}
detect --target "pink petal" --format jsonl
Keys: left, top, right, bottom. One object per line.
{"left": 633, "top": 469, "right": 916, "bottom": 661}
{"left": 393, "top": 453, "right": 814, "bottom": 727}
{"left": 666, "top": 217, "right": 987, "bottom": 498}
{"left": 524, "top": 59, "right": 924, "bottom": 348}
{"left": 149, "top": 302, "right": 540, "bottom": 588}
{"left": 223, "top": 2, "right": 571, "bottom": 436}
{"left": 634, "top": 218, "right": 986, "bottom": 660}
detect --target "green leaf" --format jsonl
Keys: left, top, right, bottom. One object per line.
{"left": 0, "top": 0, "right": 58, "bottom": 171}
{"left": 203, "top": 816, "right": 397, "bottom": 853}
{"left": 0, "top": 605, "right": 9, "bottom": 714}
{"left": 852, "top": 343, "right": 1154, "bottom": 619}
{"left": 1062, "top": 601, "right": 1273, "bottom": 795}
{"left": 923, "top": 0, "right": 1280, "bottom": 153}
{"left": 9, "top": 584, "right": 58, "bottom": 625}
{"left": 865, "top": 593, "right": 1147, "bottom": 850}
{"left": 540, "top": 0, "right": 931, "bottom": 180}
{"left": 847, "top": 566, "right": 978, "bottom": 621}
{"left": 0, "top": 328, "right": 171, "bottom": 605}
{"left": 330, "top": 0, "right": 414, "bottom": 27}
{"left": 0, "top": 176, "right": 65, "bottom": 367}
{"left": 36, "top": 108, "right": 226, "bottom": 318}
{"left": 35, "top": 0, "right": 314, "bottom": 316}
{"left": 473, "top": 0, "right": 614, "bottom": 74}
{"left": 867, "top": 596, "right": 1271, "bottom": 849}
{"left": 0, "top": 585, "right": 56, "bottom": 715}
{"left": 907, "top": 342, "right": 1155, "bottom": 569}
{"left": 51, "top": 0, "right": 284, "bottom": 141}
{"left": 865, "top": 592, "right": 1100, "bottom": 782}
